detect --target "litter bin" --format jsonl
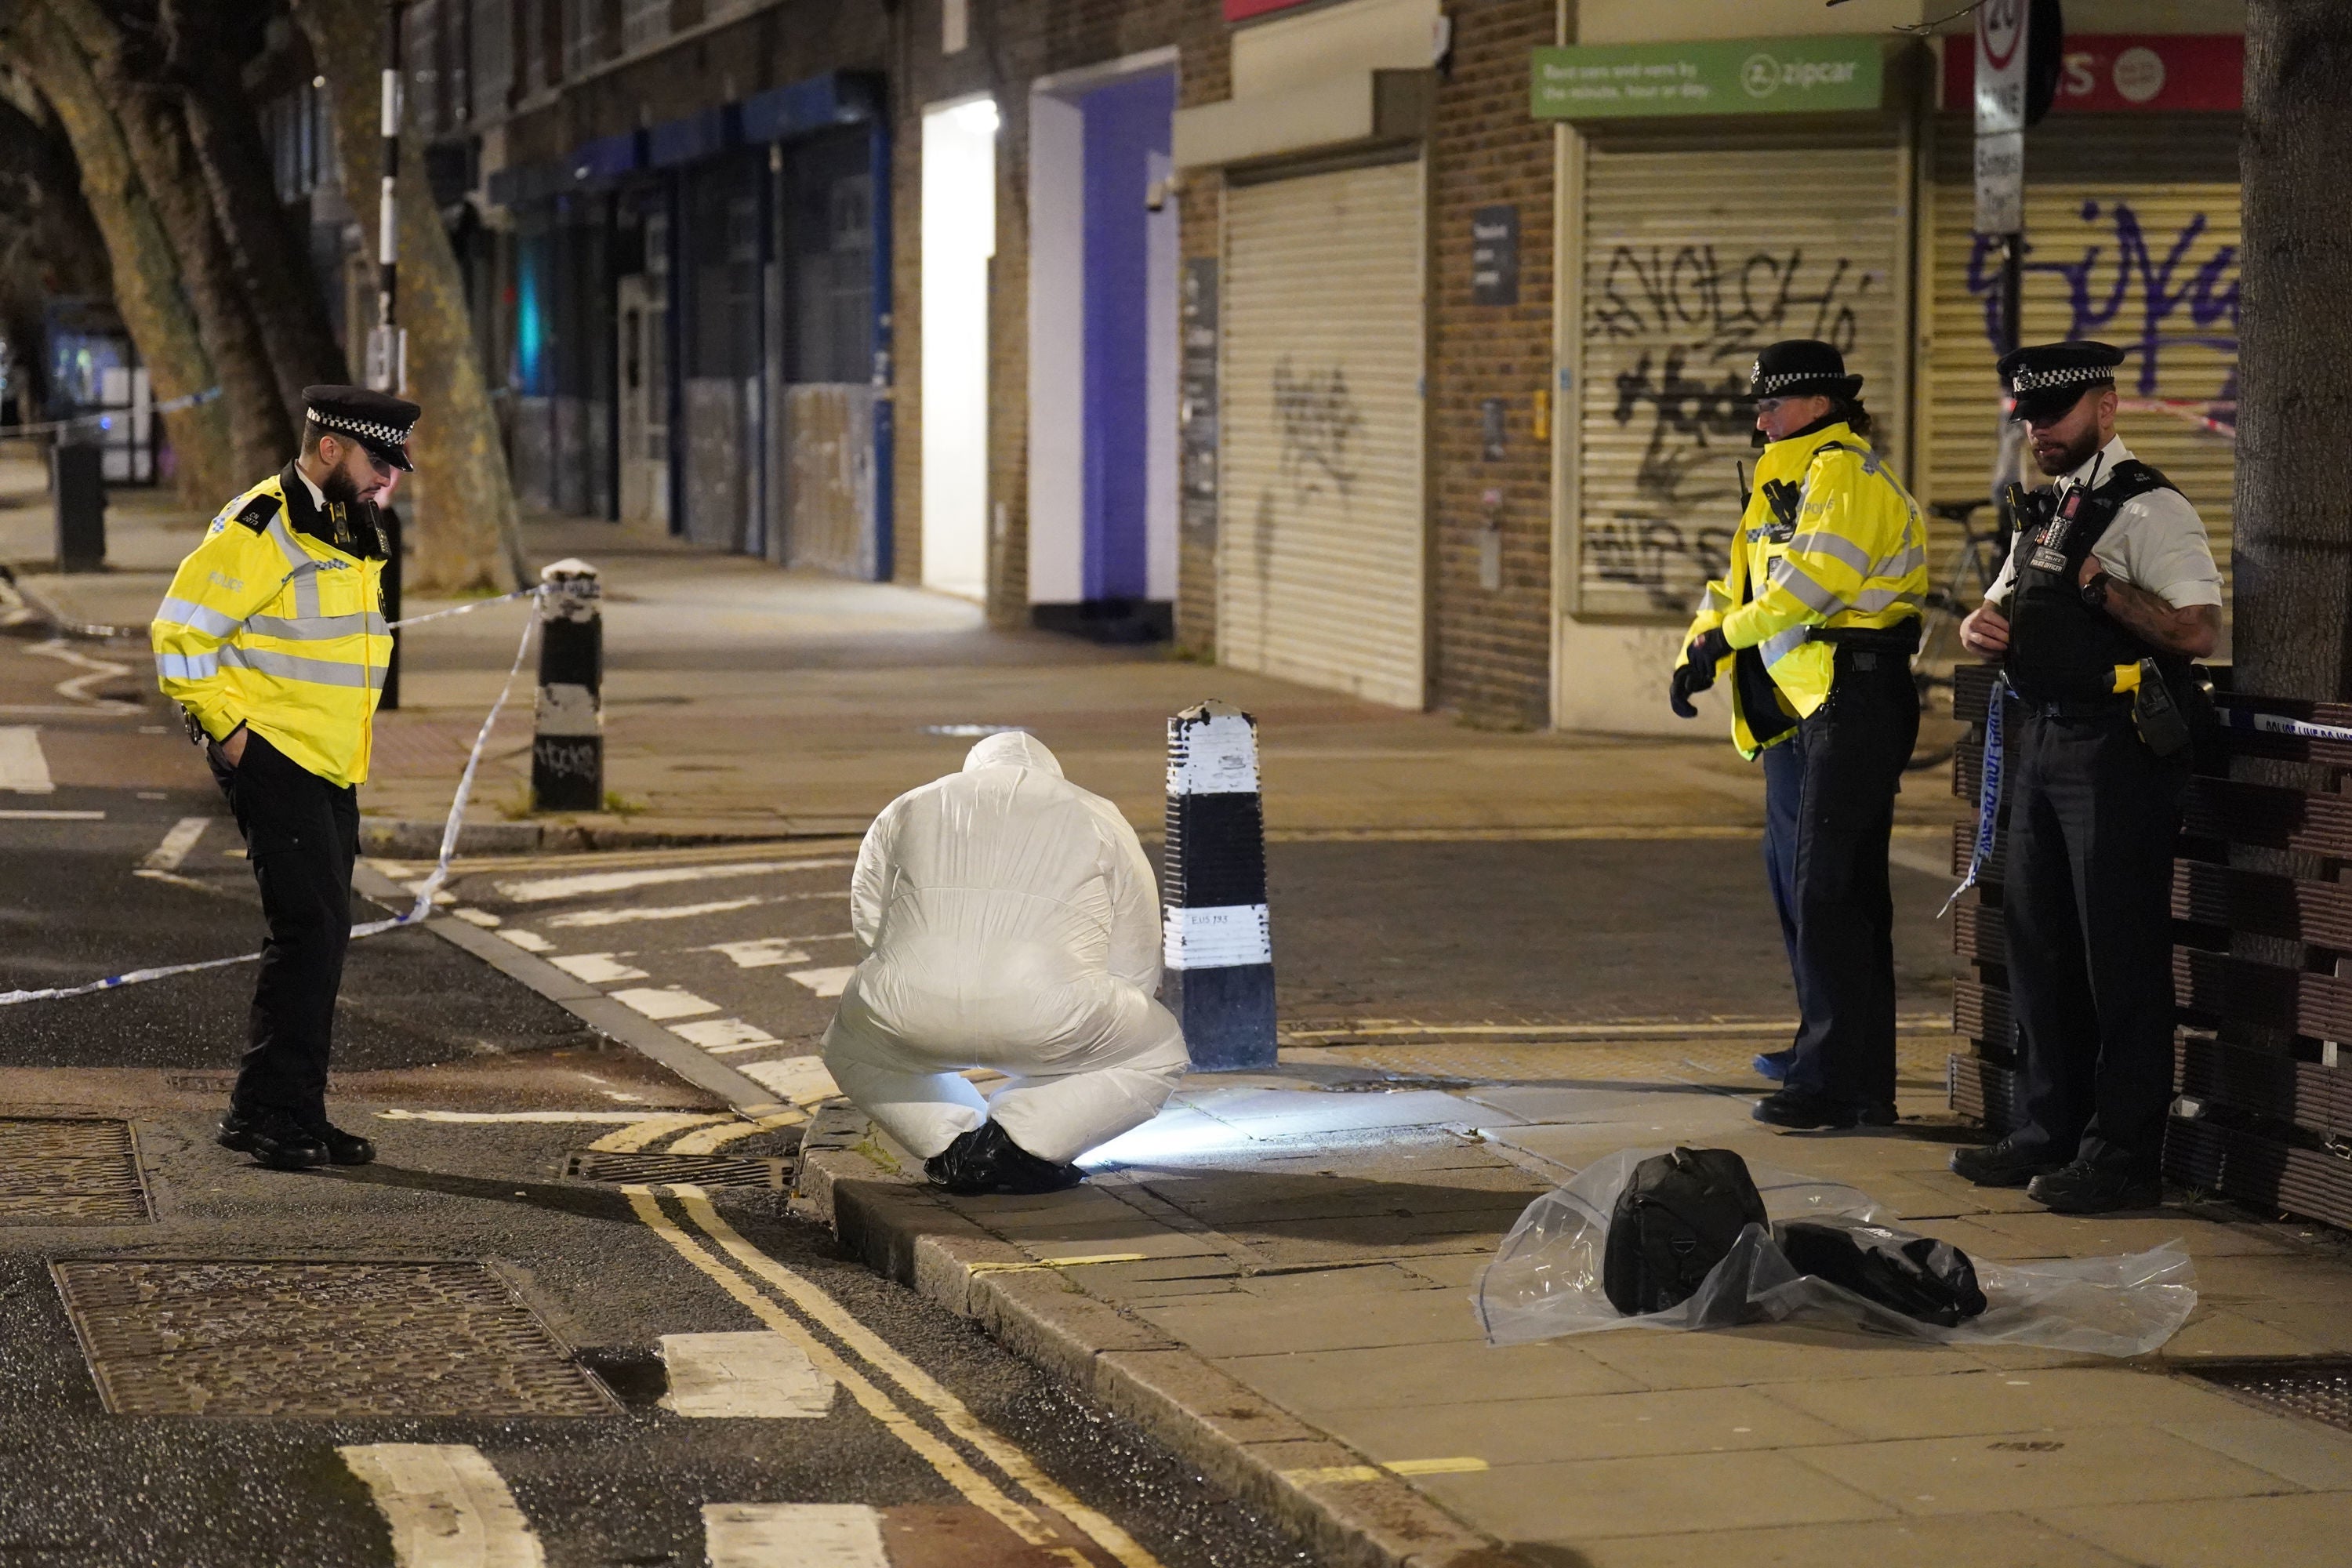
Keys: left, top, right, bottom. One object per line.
{"left": 52, "top": 441, "right": 106, "bottom": 573}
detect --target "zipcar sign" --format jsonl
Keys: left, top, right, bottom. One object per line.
{"left": 1531, "top": 37, "right": 1885, "bottom": 119}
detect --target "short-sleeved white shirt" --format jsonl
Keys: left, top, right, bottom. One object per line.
{"left": 1987, "top": 434, "right": 2223, "bottom": 609}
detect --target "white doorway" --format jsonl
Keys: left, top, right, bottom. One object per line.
{"left": 920, "top": 96, "right": 998, "bottom": 600}
{"left": 616, "top": 273, "right": 670, "bottom": 531}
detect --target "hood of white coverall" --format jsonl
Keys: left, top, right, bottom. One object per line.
{"left": 962, "top": 731, "right": 1064, "bottom": 777}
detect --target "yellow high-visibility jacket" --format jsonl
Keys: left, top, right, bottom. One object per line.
{"left": 153, "top": 466, "right": 391, "bottom": 786}
{"left": 1676, "top": 423, "right": 1929, "bottom": 759}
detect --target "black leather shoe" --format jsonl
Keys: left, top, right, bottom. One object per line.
{"left": 217, "top": 1110, "right": 328, "bottom": 1171}
{"left": 303, "top": 1120, "right": 376, "bottom": 1167}
{"left": 1860, "top": 1102, "right": 1900, "bottom": 1127}
{"left": 2027, "top": 1160, "right": 2163, "bottom": 1214}
{"left": 1752, "top": 1089, "right": 1861, "bottom": 1130}
{"left": 924, "top": 1122, "right": 1086, "bottom": 1196}
{"left": 1951, "top": 1137, "right": 2064, "bottom": 1189}
{"left": 1752, "top": 1048, "right": 1795, "bottom": 1083}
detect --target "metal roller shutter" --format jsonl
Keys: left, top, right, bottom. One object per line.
{"left": 1570, "top": 132, "right": 1909, "bottom": 622}
{"left": 1219, "top": 157, "right": 1425, "bottom": 710}
{"left": 1922, "top": 117, "right": 2240, "bottom": 612}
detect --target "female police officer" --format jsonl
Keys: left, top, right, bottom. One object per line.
{"left": 1670, "top": 340, "right": 1930, "bottom": 1130}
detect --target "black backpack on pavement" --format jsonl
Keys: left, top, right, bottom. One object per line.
{"left": 1773, "top": 1215, "right": 1989, "bottom": 1327}
{"left": 1602, "top": 1147, "right": 1769, "bottom": 1315}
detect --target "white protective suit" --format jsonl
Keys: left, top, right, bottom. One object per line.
{"left": 819, "top": 732, "right": 1191, "bottom": 1163}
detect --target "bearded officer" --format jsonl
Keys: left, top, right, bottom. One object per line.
{"left": 1951, "top": 342, "right": 2220, "bottom": 1214}
{"left": 153, "top": 387, "right": 414, "bottom": 1171}
{"left": 1670, "top": 340, "right": 1930, "bottom": 1131}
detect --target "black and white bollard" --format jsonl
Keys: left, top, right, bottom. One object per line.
{"left": 532, "top": 558, "right": 602, "bottom": 812}
{"left": 1161, "top": 699, "right": 1276, "bottom": 1071}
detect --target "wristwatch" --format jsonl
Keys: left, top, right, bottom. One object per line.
{"left": 2081, "top": 571, "right": 2112, "bottom": 609}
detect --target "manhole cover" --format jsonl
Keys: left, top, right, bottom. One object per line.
{"left": 564, "top": 1150, "right": 790, "bottom": 1189}
{"left": 0, "top": 1119, "right": 151, "bottom": 1225}
{"left": 2187, "top": 1359, "right": 2352, "bottom": 1434}
{"left": 52, "top": 1261, "right": 617, "bottom": 1417}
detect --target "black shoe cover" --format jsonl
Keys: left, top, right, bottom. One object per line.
{"left": 924, "top": 1122, "right": 1086, "bottom": 1196}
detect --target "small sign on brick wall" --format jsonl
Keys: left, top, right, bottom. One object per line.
{"left": 1472, "top": 205, "right": 1519, "bottom": 307}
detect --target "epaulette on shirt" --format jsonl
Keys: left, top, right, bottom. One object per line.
{"left": 232, "top": 493, "right": 283, "bottom": 532}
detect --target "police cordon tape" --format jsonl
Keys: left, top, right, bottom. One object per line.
{"left": 0, "top": 385, "right": 223, "bottom": 441}
{"left": 0, "top": 586, "right": 545, "bottom": 1007}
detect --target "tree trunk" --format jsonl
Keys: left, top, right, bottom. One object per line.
{"left": 292, "top": 0, "right": 525, "bottom": 593}
{"left": 161, "top": 0, "right": 349, "bottom": 429}
{"left": 42, "top": 0, "right": 292, "bottom": 479}
{"left": 2233, "top": 0, "right": 2352, "bottom": 701}
{"left": 0, "top": 5, "right": 234, "bottom": 505}
{"left": 0, "top": 95, "right": 112, "bottom": 418}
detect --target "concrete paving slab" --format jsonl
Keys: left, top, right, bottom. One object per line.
{"left": 1757, "top": 1367, "right": 2260, "bottom": 1442}
{"left": 1232, "top": 1263, "right": 1432, "bottom": 1301}
{"left": 1136, "top": 1290, "right": 1480, "bottom": 1358}
{"left": 1569, "top": 1512, "right": 2134, "bottom": 1568}
{"left": 2038, "top": 1493, "right": 2352, "bottom": 1568}
{"left": 1217, "top": 1339, "right": 1641, "bottom": 1413}
{"left": 1411, "top": 1447, "right": 1892, "bottom": 1540}
{"left": 2227, "top": 1296, "right": 2352, "bottom": 1352}
{"left": 1961, "top": 1208, "right": 2294, "bottom": 1259}
{"left": 1569, "top": 1323, "right": 1987, "bottom": 1392}
{"left": 1792, "top": 1425, "right": 2294, "bottom": 1515}
{"left": 1319, "top": 1385, "right": 1853, "bottom": 1467}
{"left": 2157, "top": 1309, "right": 2333, "bottom": 1360}
{"left": 2161, "top": 1417, "right": 2352, "bottom": 1490}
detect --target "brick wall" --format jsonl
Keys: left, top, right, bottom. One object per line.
{"left": 1425, "top": 0, "right": 1557, "bottom": 726}
{"left": 1173, "top": 10, "right": 1230, "bottom": 660}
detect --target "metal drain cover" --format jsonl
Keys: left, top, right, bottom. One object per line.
{"left": 53, "top": 1260, "right": 616, "bottom": 1417}
{"left": 2187, "top": 1359, "right": 2352, "bottom": 1434}
{"left": 564, "top": 1149, "right": 790, "bottom": 1189}
{"left": 0, "top": 1119, "right": 151, "bottom": 1225}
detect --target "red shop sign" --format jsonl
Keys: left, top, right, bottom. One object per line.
{"left": 1225, "top": 0, "right": 1319, "bottom": 19}
{"left": 1942, "top": 33, "right": 2243, "bottom": 114}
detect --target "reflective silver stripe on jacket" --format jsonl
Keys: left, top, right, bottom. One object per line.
{"left": 216, "top": 644, "right": 386, "bottom": 689}
{"left": 155, "top": 596, "right": 243, "bottom": 640}
{"left": 246, "top": 611, "right": 391, "bottom": 641}
{"left": 1766, "top": 558, "right": 1848, "bottom": 615}
{"left": 1784, "top": 530, "right": 1875, "bottom": 577}
{"left": 156, "top": 651, "right": 220, "bottom": 681}
{"left": 263, "top": 515, "right": 322, "bottom": 619}
{"left": 1761, "top": 627, "right": 1809, "bottom": 666}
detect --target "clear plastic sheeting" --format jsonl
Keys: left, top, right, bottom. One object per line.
{"left": 1475, "top": 1149, "right": 2198, "bottom": 1358}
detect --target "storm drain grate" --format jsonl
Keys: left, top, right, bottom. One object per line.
{"left": 0, "top": 1119, "right": 151, "bottom": 1225}
{"left": 563, "top": 1149, "right": 790, "bottom": 1189}
{"left": 2187, "top": 1359, "right": 2352, "bottom": 1434}
{"left": 51, "top": 1260, "right": 617, "bottom": 1417}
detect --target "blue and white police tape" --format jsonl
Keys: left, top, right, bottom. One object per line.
{"left": 0, "top": 385, "right": 223, "bottom": 441}
{"left": 387, "top": 586, "right": 538, "bottom": 630}
{"left": 0, "top": 586, "right": 545, "bottom": 1007}
{"left": 1940, "top": 671, "right": 2008, "bottom": 920}
{"left": 2219, "top": 706, "right": 2352, "bottom": 746}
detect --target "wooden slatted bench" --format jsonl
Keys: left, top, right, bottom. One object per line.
{"left": 1947, "top": 663, "right": 2352, "bottom": 1227}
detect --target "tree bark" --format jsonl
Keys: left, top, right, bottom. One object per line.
{"left": 292, "top": 0, "right": 524, "bottom": 593}
{"left": 0, "top": 4, "right": 234, "bottom": 504}
{"left": 42, "top": 0, "right": 292, "bottom": 479}
{"left": 2233, "top": 0, "right": 2352, "bottom": 701}
{"left": 0, "top": 94, "right": 111, "bottom": 417}
{"left": 160, "top": 0, "right": 349, "bottom": 429}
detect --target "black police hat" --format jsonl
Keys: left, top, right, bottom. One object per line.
{"left": 302, "top": 384, "right": 419, "bottom": 471}
{"left": 1998, "top": 340, "right": 2124, "bottom": 423}
{"left": 1747, "top": 340, "right": 1863, "bottom": 401}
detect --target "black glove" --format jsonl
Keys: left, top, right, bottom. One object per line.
{"left": 1669, "top": 629, "right": 1731, "bottom": 718}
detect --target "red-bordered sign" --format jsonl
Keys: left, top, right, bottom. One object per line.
{"left": 1944, "top": 33, "right": 2244, "bottom": 114}
{"left": 1225, "top": 0, "right": 1319, "bottom": 19}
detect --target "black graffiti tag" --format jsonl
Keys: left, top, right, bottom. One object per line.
{"left": 1593, "top": 244, "right": 1873, "bottom": 358}
{"left": 1585, "top": 517, "right": 1734, "bottom": 614}
{"left": 1272, "top": 358, "right": 1362, "bottom": 503}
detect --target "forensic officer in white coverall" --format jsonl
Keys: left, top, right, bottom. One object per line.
{"left": 820, "top": 731, "right": 1192, "bottom": 1194}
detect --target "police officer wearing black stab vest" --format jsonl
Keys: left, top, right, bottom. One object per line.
{"left": 1951, "top": 342, "right": 2220, "bottom": 1214}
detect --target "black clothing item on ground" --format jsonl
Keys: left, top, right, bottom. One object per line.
{"left": 208, "top": 730, "right": 359, "bottom": 1123}
{"left": 924, "top": 1121, "right": 1086, "bottom": 1196}
{"left": 2027, "top": 1160, "right": 2165, "bottom": 1214}
{"left": 1773, "top": 1215, "right": 1987, "bottom": 1327}
{"left": 2002, "top": 459, "right": 2185, "bottom": 706}
{"left": 1951, "top": 1135, "right": 2067, "bottom": 1188}
{"left": 2002, "top": 704, "right": 2188, "bottom": 1180}
{"left": 1776, "top": 645, "right": 1919, "bottom": 1111}
{"left": 216, "top": 1109, "right": 328, "bottom": 1171}
{"left": 1602, "top": 1147, "right": 1767, "bottom": 1316}
{"left": 1752, "top": 1087, "right": 1860, "bottom": 1131}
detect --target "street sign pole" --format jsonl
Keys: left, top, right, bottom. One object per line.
{"left": 374, "top": 3, "right": 408, "bottom": 709}
{"left": 1976, "top": 0, "right": 2031, "bottom": 510}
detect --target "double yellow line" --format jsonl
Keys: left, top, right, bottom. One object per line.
{"left": 625, "top": 1183, "right": 1161, "bottom": 1568}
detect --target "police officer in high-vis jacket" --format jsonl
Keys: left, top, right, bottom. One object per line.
{"left": 1951, "top": 342, "right": 2220, "bottom": 1214}
{"left": 154, "top": 386, "right": 415, "bottom": 1171}
{"left": 1671, "top": 340, "right": 1930, "bottom": 1131}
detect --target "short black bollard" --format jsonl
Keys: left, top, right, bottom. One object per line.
{"left": 1160, "top": 699, "right": 1276, "bottom": 1071}
{"left": 532, "top": 558, "right": 603, "bottom": 812}
{"left": 52, "top": 441, "right": 105, "bottom": 572}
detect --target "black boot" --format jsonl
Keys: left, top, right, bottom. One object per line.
{"left": 303, "top": 1117, "right": 376, "bottom": 1167}
{"left": 218, "top": 1108, "right": 328, "bottom": 1171}
{"left": 1752, "top": 1088, "right": 1861, "bottom": 1131}
{"left": 924, "top": 1122, "right": 1085, "bottom": 1196}
{"left": 2027, "top": 1160, "right": 2162, "bottom": 1214}
{"left": 1951, "top": 1136, "right": 2063, "bottom": 1189}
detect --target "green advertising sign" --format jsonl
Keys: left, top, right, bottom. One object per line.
{"left": 1531, "top": 37, "right": 1886, "bottom": 120}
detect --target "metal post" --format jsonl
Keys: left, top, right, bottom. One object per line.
{"left": 374, "top": 3, "right": 411, "bottom": 707}
{"left": 1161, "top": 700, "right": 1276, "bottom": 1071}
{"left": 532, "top": 559, "right": 603, "bottom": 813}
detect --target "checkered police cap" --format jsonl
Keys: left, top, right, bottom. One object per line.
{"left": 301, "top": 384, "right": 419, "bottom": 470}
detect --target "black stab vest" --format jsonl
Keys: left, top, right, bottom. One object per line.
{"left": 2003, "top": 459, "right": 2186, "bottom": 705}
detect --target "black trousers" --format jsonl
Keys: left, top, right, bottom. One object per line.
{"left": 1776, "top": 649, "right": 1919, "bottom": 1108}
{"left": 209, "top": 730, "right": 358, "bottom": 1121}
{"left": 2002, "top": 705, "right": 2187, "bottom": 1176}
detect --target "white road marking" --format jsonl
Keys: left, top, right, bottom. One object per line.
{"left": 547, "top": 953, "right": 650, "bottom": 984}
{"left": 141, "top": 816, "right": 209, "bottom": 871}
{"left": 611, "top": 986, "right": 721, "bottom": 1021}
{"left": 452, "top": 906, "right": 503, "bottom": 927}
{"left": 659, "top": 1332, "right": 837, "bottom": 1419}
{"left": 0, "top": 727, "right": 55, "bottom": 793}
{"left": 376, "top": 1109, "right": 688, "bottom": 1125}
{"left": 705, "top": 938, "right": 812, "bottom": 969}
{"left": 669, "top": 1018, "right": 781, "bottom": 1054}
{"left": 739, "top": 1056, "right": 840, "bottom": 1106}
{"left": 544, "top": 895, "right": 766, "bottom": 927}
{"left": 493, "top": 858, "right": 853, "bottom": 904}
{"left": 495, "top": 928, "right": 555, "bottom": 953}
{"left": 338, "top": 1443, "right": 546, "bottom": 1568}
{"left": 0, "top": 809, "right": 103, "bottom": 820}
{"left": 788, "top": 967, "right": 857, "bottom": 999}
{"left": 24, "top": 640, "right": 140, "bottom": 713}
{"left": 702, "top": 1504, "right": 887, "bottom": 1568}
